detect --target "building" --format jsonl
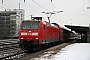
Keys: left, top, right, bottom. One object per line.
{"left": 0, "top": 9, "right": 25, "bottom": 39}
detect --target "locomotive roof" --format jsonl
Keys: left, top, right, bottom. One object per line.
{"left": 22, "top": 20, "right": 49, "bottom": 25}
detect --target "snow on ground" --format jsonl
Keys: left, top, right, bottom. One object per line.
{"left": 31, "top": 43, "right": 90, "bottom": 60}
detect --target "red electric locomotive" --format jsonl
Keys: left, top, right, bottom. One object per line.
{"left": 19, "top": 17, "right": 75, "bottom": 51}
{"left": 19, "top": 17, "right": 61, "bottom": 51}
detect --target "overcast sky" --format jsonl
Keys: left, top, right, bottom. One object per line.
{"left": 0, "top": 0, "right": 90, "bottom": 26}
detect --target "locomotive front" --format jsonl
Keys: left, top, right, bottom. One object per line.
{"left": 19, "top": 20, "right": 41, "bottom": 50}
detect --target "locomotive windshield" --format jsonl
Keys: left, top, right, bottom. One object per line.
{"left": 22, "top": 21, "right": 40, "bottom": 30}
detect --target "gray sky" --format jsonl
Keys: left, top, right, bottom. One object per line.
{"left": 0, "top": 0, "right": 90, "bottom": 26}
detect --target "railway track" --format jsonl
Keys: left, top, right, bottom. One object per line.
{"left": 0, "top": 43, "right": 19, "bottom": 57}
{"left": 0, "top": 39, "right": 76, "bottom": 60}
{"left": 0, "top": 50, "right": 28, "bottom": 60}
{"left": 0, "top": 39, "right": 28, "bottom": 60}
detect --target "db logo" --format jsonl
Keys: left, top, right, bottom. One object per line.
{"left": 28, "top": 33, "right": 31, "bottom": 35}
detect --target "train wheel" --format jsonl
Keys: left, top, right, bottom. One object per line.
{"left": 33, "top": 45, "right": 40, "bottom": 51}
{"left": 28, "top": 45, "right": 40, "bottom": 52}
{"left": 40, "top": 44, "right": 46, "bottom": 50}
{"left": 19, "top": 44, "right": 26, "bottom": 50}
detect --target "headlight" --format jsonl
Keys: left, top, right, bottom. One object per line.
{"left": 21, "top": 38, "right": 24, "bottom": 39}
{"left": 34, "top": 38, "right": 39, "bottom": 41}
{"left": 21, "top": 32, "right": 27, "bottom": 35}
{"left": 32, "top": 32, "right": 38, "bottom": 36}
{"left": 35, "top": 38, "right": 39, "bottom": 40}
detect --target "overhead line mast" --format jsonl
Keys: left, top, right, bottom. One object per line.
{"left": 19, "top": 2, "right": 20, "bottom": 9}
{"left": 24, "top": 0, "right": 25, "bottom": 3}
{"left": 51, "top": 0, "right": 52, "bottom": 2}
{"left": 2, "top": 0, "right": 3, "bottom": 4}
